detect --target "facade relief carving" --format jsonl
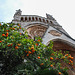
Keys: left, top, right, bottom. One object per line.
{"left": 27, "top": 25, "right": 47, "bottom": 38}
{"left": 48, "top": 30, "right": 62, "bottom": 36}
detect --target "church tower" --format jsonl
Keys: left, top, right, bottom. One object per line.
{"left": 11, "top": 9, "right": 75, "bottom": 75}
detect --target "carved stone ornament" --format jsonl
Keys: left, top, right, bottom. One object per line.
{"left": 48, "top": 30, "right": 62, "bottom": 36}
{"left": 27, "top": 25, "right": 47, "bottom": 38}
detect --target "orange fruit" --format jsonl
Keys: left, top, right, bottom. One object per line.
{"left": 28, "top": 51, "right": 31, "bottom": 54}
{"left": 6, "top": 34, "right": 8, "bottom": 37}
{"left": 13, "top": 28, "right": 15, "bottom": 30}
{"left": 51, "top": 53, "right": 54, "bottom": 55}
{"left": 32, "top": 50, "right": 35, "bottom": 53}
{"left": 26, "top": 54, "right": 29, "bottom": 56}
{"left": 8, "top": 44, "right": 10, "bottom": 47}
{"left": 71, "top": 57, "right": 73, "bottom": 59}
{"left": 25, "top": 51, "right": 27, "bottom": 53}
{"left": 6, "top": 32, "right": 9, "bottom": 35}
{"left": 18, "top": 24, "right": 20, "bottom": 26}
{"left": 2, "top": 34, "right": 5, "bottom": 36}
{"left": 36, "top": 43, "right": 38, "bottom": 46}
{"left": 50, "top": 57, "right": 53, "bottom": 60}
{"left": 50, "top": 64, "right": 53, "bottom": 67}
{"left": 15, "top": 46, "right": 18, "bottom": 49}
{"left": 37, "top": 56, "right": 40, "bottom": 59}
{"left": 38, "top": 39, "right": 40, "bottom": 42}
{"left": 11, "top": 43, "right": 13, "bottom": 46}
{"left": 19, "top": 27, "right": 21, "bottom": 29}
{"left": 40, "top": 63, "right": 44, "bottom": 66}
{"left": 0, "top": 24, "right": 1, "bottom": 26}
{"left": 6, "top": 30, "right": 9, "bottom": 32}
{"left": 58, "top": 72, "right": 61, "bottom": 75}
{"left": 71, "top": 61, "right": 73, "bottom": 63}
{"left": 69, "top": 63, "right": 70, "bottom": 65}
{"left": 31, "top": 47, "right": 34, "bottom": 50}
{"left": 19, "top": 33, "right": 21, "bottom": 35}
{"left": 17, "top": 44, "right": 21, "bottom": 46}
{"left": 10, "top": 27, "right": 12, "bottom": 29}
{"left": 0, "top": 41, "right": 2, "bottom": 43}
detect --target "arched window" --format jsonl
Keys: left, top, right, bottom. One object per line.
{"left": 43, "top": 19, "right": 45, "bottom": 23}
{"left": 39, "top": 18, "right": 41, "bottom": 22}
{"left": 32, "top": 17, "right": 34, "bottom": 21}
{"left": 35, "top": 17, "right": 38, "bottom": 21}
{"left": 25, "top": 17, "right": 27, "bottom": 21}
{"left": 46, "top": 20, "right": 49, "bottom": 23}
{"left": 21, "top": 17, "right": 24, "bottom": 21}
{"left": 29, "top": 17, "right": 31, "bottom": 21}
{"left": 50, "top": 21, "right": 53, "bottom": 24}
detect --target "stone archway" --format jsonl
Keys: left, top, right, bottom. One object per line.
{"left": 47, "top": 39, "right": 75, "bottom": 74}
{"left": 53, "top": 39, "right": 75, "bottom": 73}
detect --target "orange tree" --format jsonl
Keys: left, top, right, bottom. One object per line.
{"left": 0, "top": 22, "right": 74, "bottom": 75}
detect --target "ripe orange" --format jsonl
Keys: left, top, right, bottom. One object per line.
{"left": 69, "top": 63, "right": 70, "bottom": 65}
{"left": 31, "top": 47, "right": 34, "bottom": 50}
{"left": 13, "top": 28, "right": 15, "bottom": 30}
{"left": 38, "top": 39, "right": 40, "bottom": 42}
{"left": 71, "top": 61, "right": 73, "bottom": 63}
{"left": 58, "top": 72, "right": 61, "bottom": 75}
{"left": 15, "top": 46, "right": 18, "bottom": 49}
{"left": 19, "top": 27, "right": 21, "bottom": 29}
{"left": 51, "top": 53, "right": 54, "bottom": 55}
{"left": 25, "top": 51, "right": 27, "bottom": 53}
{"left": 19, "top": 33, "right": 21, "bottom": 35}
{"left": 17, "top": 44, "right": 21, "bottom": 46}
{"left": 8, "top": 44, "right": 10, "bottom": 47}
{"left": 6, "top": 32, "right": 9, "bottom": 35}
{"left": 28, "top": 51, "right": 31, "bottom": 54}
{"left": 10, "top": 27, "right": 12, "bottom": 29}
{"left": 65, "top": 54, "right": 68, "bottom": 56}
{"left": 50, "top": 57, "right": 53, "bottom": 60}
{"left": 6, "top": 30, "right": 9, "bottom": 32}
{"left": 0, "top": 24, "right": 1, "bottom": 26}
{"left": 36, "top": 43, "right": 38, "bottom": 46}
{"left": 2, "top": 34, "right": 5, "bottom": 36}
{"left": 62, "top": 56, "right": 65, "bottom": 59}
{"left": 40, "top": 63, "right": 44, "bottom": 66}
{"left": 71, "top": 57, "right": 73, "bottom": 59}
{"left": 50, "top": 64, "right": 53, "bottom": 67}
{"left": 37, "top": 56, "right": 40, "bottom": 59}
{"left": 6, "top": 34, "right": 8, "bottom": 37}
{"left": 11, "top": 43, "right": 13, "bottom": 46}
{"left": 18, "top": 24, "right": 20, "bottom": 26}
{"left": 0, "top": 41, "right": 2, "bottom": 43}
{"left": 32, "top": 50, "right": 35, "bottom": 53}
{"left": 26, "top": 54, "right": 29, "bottom": 56}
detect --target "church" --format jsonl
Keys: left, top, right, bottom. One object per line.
{"left": 11, "top": 9, "right": 75, "bottom": 75}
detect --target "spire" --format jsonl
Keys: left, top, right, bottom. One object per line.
{"left": 46, "top": 13, "right": 56, "bottom": 21}
{"left": 14, "top": 9, "right": 22, "bottom": 16}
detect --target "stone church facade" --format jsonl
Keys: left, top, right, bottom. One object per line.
{"left": 11, "top": 9, "right": 75, "bottom": 75}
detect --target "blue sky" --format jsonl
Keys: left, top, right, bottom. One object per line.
{"left": 0, "top": 0, "right": 75, "bottom": 39}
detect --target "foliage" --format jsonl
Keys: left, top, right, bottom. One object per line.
{"left": 0, "top": 22, "right": 74, "bottom": 75}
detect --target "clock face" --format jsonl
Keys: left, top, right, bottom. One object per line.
{"left": 48, "top": 30, "right": 62, "bottom": 36}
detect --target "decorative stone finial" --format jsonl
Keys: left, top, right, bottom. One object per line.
{"left": 46, "top": 13, "right": 55, "bottom": 20}
{"left": 14, "top": 9, "right": 22, "bottom": 16}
